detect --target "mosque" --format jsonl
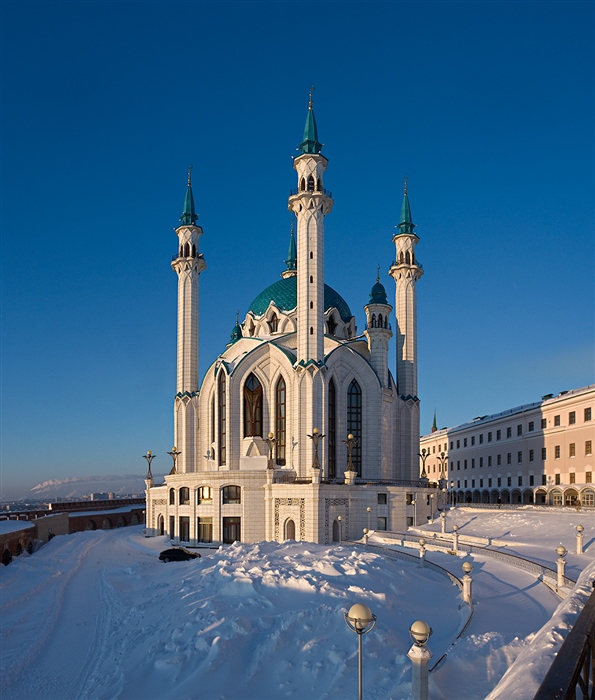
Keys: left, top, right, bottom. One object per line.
{"left": 144, "top": 96, "right": 434, "bottom": 545}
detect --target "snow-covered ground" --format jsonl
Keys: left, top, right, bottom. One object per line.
{"left": 1, "top": 508, "right": 593, "bottom": 700}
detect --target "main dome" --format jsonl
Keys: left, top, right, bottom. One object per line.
{"left": 247, "top": 276, "right": 352, "bottom": 322}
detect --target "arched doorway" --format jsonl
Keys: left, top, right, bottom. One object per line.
{"left": 285, "top": 519, "right": 296, "bottom": 541}
{"left": 157, "top": 515, "right": 164, "bottom": 536}
{"left": 332, "top": 520, "right": 340, "bottom": 542}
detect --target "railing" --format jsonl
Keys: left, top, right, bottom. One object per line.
{"left": 289, "top": 186, "right": 333, "bottom": 198}
{"left": 380, "top": 531, "right": 575, "bottom": 588}
{"left": 533, "top": 584, "right": 595, "bottom": 699}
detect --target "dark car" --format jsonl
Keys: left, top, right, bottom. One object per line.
{"left": 159, "top": 548, "right": 201, "bottom": 562}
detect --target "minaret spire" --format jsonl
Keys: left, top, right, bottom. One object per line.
{"left": 180, "top": 165, "right": 198, "bottom": 226}
{"left": 298, "top": 86, "right": 323, "bottom": 155}
{"left": 286, "top": 220, "right": 297, "bottom": 271}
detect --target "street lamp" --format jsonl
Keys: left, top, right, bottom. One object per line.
{"left": 344, "top": 603, "right": 377, "bottom": 700}
{"left": 337, "top": 515, "right": 343, "bottom": 544}
{"left": 307, "top": 428, "right": 325, "bottom": 471}
{"left": 411, "top": 499, "right": 417, "bottom": 527}
{"left": 167, "top": 447, "right": 181, "bottom": 475}
{"left": 419, "top": 448, "right": 429, "bottom": 479}
{"left": 429, "top": 494, "right": 435, "bottom": 522}
{"left": 408, "top": 620, "right": 433, "bottom": 700}
{"left": 264, "top": 432, "right": 277, "bottom": 470}
{"left": 450, "top": 481, "right": 455, "bottom": 506}
{"left": 366, "top": 506, "right": 371, "bottom": 531}
{"left": 343, "top": 433, "right": 358, "bottom": 475}
{"left": 142, "top": 451, "right": 156, "bottom": 480}
{"left": 438, "top": 451, "right": 447, "bottom": 480}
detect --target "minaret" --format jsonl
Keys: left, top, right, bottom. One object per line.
{"left": 389, "top": 178, "right": 423, "bottom": 479}
{"left": 363, "top": 269, "right": 393, "bottom": 387}
{"left": 171, "top": 167, "right": 206, "bottom": 473}
{"left": 288, "top": 90, "right": 333, "bottom": 366}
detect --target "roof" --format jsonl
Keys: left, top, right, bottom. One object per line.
{"left": 247, "top": 276, "right": 353, "bottom": 322}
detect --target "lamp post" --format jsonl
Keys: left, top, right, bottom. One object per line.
{"left": 264, "top": 432, "right": 277, "bottom": 470}
{"left": 307, "top": 427, "right": 325, "bottom": 471}
{"left": 363, "top": 527, "right": 368, "bottom": 550}
{"left": 576, "top": 524, "right": 584, "bottom": 554}
{"left": 167, "top": 447, "right": 181, "bottom": 475}
{"left": 366, "top": 506, "right": 371, "bottom": 532}
{"left": 337, "top": 515, "right": 343, "bottom": 544}
{"left": 418, "top": 537, "right": 426, "bottom": 567}
{"left": 556, "top": 545, "right": 567, "bottom": 588}
{"left": 343, "top": 433, "right": 358, "bottom": 475}
{"left": 462, "top": 561, "right": 473, "bottom": 605}
{"left": 411, "top": 499, "right": 416, "bottom": 527}
{"left": 344, "top": 603, "right": 377, "bottom": 700}
{"left": 438, "top": 451, "right": 447, "bottom": 480}
{"left": 419, "top": 448, "right": 429, "bottom": 479}
{"left": 408, "top": 620, "right": 433, "bottom": 700}
{"left": 429, "top": 494, "right": 435, "bottom": 522}
{"left": 450, "top": 481, "right": 455, "bottom": 506}
{"left": 143, "top": 451, "right": 156, "bottom": 480}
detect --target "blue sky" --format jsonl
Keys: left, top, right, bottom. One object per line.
{"left": 1, "top": 1, "right": 593, "bottom": 499}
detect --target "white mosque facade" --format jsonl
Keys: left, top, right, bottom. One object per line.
{"left": 144, "top": 99, "right": 434, "bottom": 545}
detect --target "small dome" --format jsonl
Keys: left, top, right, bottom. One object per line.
{"left": 229, "top": 323, "right": 243, "bottom": 344}
{"left": 369, "top": 280, "right": 388, "bottom": 305}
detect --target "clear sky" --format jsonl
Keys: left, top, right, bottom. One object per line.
{"left": 1, "top": 1, "right": 593, "bottom": 500}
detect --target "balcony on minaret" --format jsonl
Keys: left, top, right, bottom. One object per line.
{"left": 289, "top": 184, "right": 332, "bottom": 198}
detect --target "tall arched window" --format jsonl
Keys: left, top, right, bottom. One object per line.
{"left": 179, "top": 487, "right": 190, "bottom": 505}
{"left": 218, "top": 371, "right": 226, "bottom": 465}
{"left": 347, "top": 379, "right": 362, "bottom": 475}
{"left": 328, "top": 379, "right": 336, "bottom": 479}
{"left": 169, "top": 488, "right": 175, "bottom": 505}
{"left": 307, "top": 175, "right": 314, "bottom": 191}
{"left": 211, "top": 395, "right": 215, "bottom": 445}
{"left": 276, "top": 377, "right": 286, "bottom": 465}
{"left": 243, "top": 373, "right": 263, "bottom": 437}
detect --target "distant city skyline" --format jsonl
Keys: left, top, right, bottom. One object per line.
{"left": 2, "top": 1, "right": 593, "bottom": 499}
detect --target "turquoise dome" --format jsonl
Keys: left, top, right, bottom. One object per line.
{"left": 369, "top": 280, "right": 388, "bottom": 305}
{"left": 248, "top": 276, "right": 352, "bottom": 323}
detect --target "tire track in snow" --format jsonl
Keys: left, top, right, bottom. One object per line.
{"left": 0, "top": 537, "right": 100, "bottom": 697}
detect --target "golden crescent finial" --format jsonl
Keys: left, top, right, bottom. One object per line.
{"left": 377, "top": 265, "right": 381, "bottom": 282}
{"left": 309, "top": 85, "right": 314, "bottom": 109}
{"left": 187, "top": 164, "right": 193, "bottom": 186}
{"left": 404, "top": 173, "right": 408, "bottom": 195}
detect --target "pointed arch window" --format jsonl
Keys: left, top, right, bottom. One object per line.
{"left": 347, "top": 379, "right": 362, "bottom": 475}
{"left": 371, "top": 314, "right": 376, "bottom": 328}
{"left": 218, "top": 371, "right": 226, "bottom": 465}
{"left": 300, "top": 177, "right": 306, "bottom": 192}
{"left": 191, "top": 243, "right": 196, "bottom": 258}
{"left": 276, "top": 376, "right": 286, "bottom": 465}
{"left": 328, "top": 379, "right": 336, "bottom": 479}
{"left": 169, "top": 488, "right": 175, "bottom": 505}
{"left": 399, "top": 252, "right": 404, "bottom": 264}
{"left": 327, "top": 315, "right": 337, "bottom": 335}
{"left": 244, "top": 373, "right": 263, "bottom": 437}
{"left": 307, "top": 175, "right": 315, "bottom": 192}
{"left": 405, "top": 251, "right": 411, "bottom": 264}
{"left": 268, "top": 313, "right": 279, "bottom": 333}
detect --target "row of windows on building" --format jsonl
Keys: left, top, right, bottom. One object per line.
{"left": 448, "top": 408, "right": 592, "bottom": 451}
{"left": 453, "top": 475, "right": 594, "bottom": 492}
{"left": 166, "top": 514, "right": 392, "bottom": 545}
{"left": 168, "top": 485, "right": 240, "bottom": 506}
{"left": 449, "top": 440, "right": 593, "bottom": 471}
{"left": 213, "top": 372, "right": 364, "bottom": 476}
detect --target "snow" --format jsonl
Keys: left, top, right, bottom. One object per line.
{"left": 0, "top": 520, "right": 35, "bottom": 534}
{"left": 1, "top": 508, "right": 593, "bottom": 699}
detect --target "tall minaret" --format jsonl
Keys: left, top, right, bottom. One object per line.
{"left": 288, "top": 90, "right": 333, "bottom": 366}
{"left": 389, "top": 179, "right": 423, "bottom": 478}
{"left": 171, "top": 168, "right": 206, "bottom": 473}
